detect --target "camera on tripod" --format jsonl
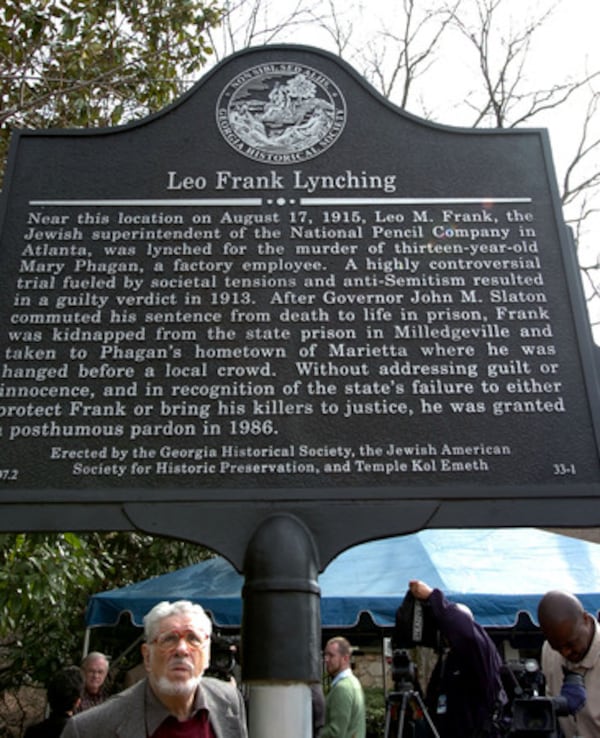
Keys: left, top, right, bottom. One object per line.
{"left": 384, "top": 648, "right": 440, "bottom": 738}
{"left": 390, "top": 649, "right": 418, "bottom": 691}
{"left": 385, "top": 591, "right": 442, "bottom": 738}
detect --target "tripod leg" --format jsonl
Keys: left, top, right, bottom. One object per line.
{"left": 383, "top": 695, "right": 399, "bottom": 738}
{"left": 383, "top": 702, "right": 392, "bottom": 738}
{"left": 411, "top": 692, "right": 441, "bottom": 738}
{"left": 397, "top": 693, "right": 408, "bottom": 738}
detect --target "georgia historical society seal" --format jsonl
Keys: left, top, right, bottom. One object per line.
{"left": 216, "top": 62, "right": 347, "bottom": 164}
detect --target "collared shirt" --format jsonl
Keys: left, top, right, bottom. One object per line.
{"left": 542, "top": 617, "right": 600, "bottom": 738}
{"left": 322, "top": 668, "right": 366, "bottom": 738}
{"left": 330, "top": 667, "right": 352, "bottom": 688}
{"left": 76, "top": 688, "right": 108, "bottom": 713}
{"left": 145, "top": 682, "right": 216, "bottom": 738}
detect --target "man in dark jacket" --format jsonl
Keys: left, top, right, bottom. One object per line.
{"left": 409, "top": 580, "right": 506, "bottom": 738}
{"left": 25, "top": 666, "right": 83, "bottom": 738}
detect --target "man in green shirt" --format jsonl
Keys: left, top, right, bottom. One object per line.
{"left": 321, "top": 637, "right": 366, "bottom": 738}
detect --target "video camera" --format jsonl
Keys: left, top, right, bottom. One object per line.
{"left": 503, "top": 659, "right": 545, "bottom": 700}
{"left": 384, "top": 648, "right": 442, "bottom": 738}
{"left": 205, "top": 634, "right": 238, "bottom": 681}
{"left": 505, "top": 660, "right": 585, "bottom": 737}
{"left": 390, "top": 649, "right": 418, "bottom": 691}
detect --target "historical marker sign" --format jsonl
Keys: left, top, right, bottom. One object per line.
{"left": 0, "top": 46, "right": 599, "bottom": 556}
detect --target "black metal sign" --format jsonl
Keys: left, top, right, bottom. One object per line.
{"left": 0, "top": 46, "right": 598, "bottom": 549}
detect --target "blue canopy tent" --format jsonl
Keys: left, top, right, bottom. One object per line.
{"left": 86, "top": 528, "right": 600, "bottom": 631}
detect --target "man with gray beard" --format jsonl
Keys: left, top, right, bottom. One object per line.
{"left": 61, "top": 600, "right": 247, "bottom": 738}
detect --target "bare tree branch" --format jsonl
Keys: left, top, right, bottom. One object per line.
{"left": 206, "top": 0, "right": 326, "bottom": 59}
{"left": 305, "top": 0, "right": 355, "bottom": 57}
{"left": 562, "top": 89, "right": 600, "bottom": 205}
{"left": 449, "top": 0, "right": 558, "bottom": 127}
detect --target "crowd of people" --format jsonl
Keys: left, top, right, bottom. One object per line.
{"left": 389, "top": 582, "right": 596, "bottom": 738}
{"left": 21, "top": 587, "right": 599, "bottom": 738}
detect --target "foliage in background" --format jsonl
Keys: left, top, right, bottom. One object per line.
{"left": 0, "top": 0, "right": 222, "bottom": 181}
{"left": 0, "top": 532, "right": 207, "bottom": 691}
{"left": 0, "top": 0, "right": 222, "bottom": 693}
{"left": 364, "top": 687, "right": 386, "bottom": 738}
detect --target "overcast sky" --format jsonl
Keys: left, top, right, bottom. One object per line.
{"left": 209, "top": 0, "right": 599, "bottom": 181}
{"left": 208, "top": 0, "right": 600, "bottom": 335}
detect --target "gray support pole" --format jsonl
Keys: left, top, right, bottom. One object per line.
{"left": 242, "top": 514, "right": 321, "bottom": 738}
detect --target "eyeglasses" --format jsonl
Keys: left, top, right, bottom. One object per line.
{"left": 151, "top": 629, "right": 209, "bottom": 652}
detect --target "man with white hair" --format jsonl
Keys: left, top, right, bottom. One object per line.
{"left": 61, "top": 600, "right": 247, "bottom": 738}
{"left": 76, "top": 651, "right": 110, "bottom": 712}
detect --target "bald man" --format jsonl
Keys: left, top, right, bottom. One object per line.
{"left": 538, "top": 590, "right": 599, "bottom": 737}
{"left": 409, "top": 580, "right": 505, "bottom": 737}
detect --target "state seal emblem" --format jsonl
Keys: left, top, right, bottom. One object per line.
{"left": 216, "top": 62, "right": 347, "bottom": 164}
